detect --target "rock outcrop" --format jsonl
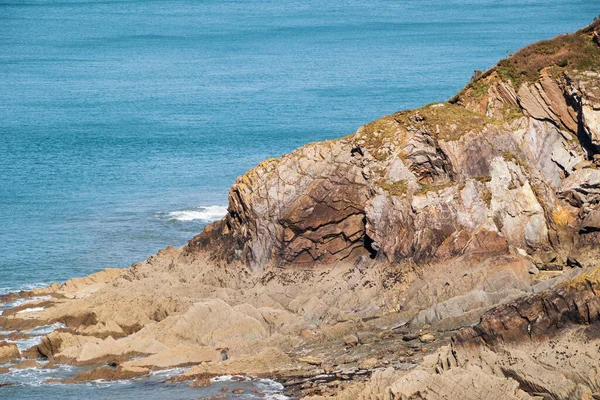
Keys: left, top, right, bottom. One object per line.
{"left": 319, "top": 266, "right": 600, "bottom": 400}
{"left": 192, "top": 21, "right": 600, "bottom": 277}
{"left": 1, "top": 18, "right": 600, "bottom": 400}
{"left": 0, "top": 342, "right": 20, "bottom": 363}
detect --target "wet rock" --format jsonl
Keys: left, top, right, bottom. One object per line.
{"left": 189, "top": 377, "right": 211, "bottom": 387}
{"left": 11, "top": 360, "right": 41, "bottom": 369}
{"left": 196, "top": 395, "right": 228, "bottom": 400}
{"left": 4, "top": 332, "right": 33, "bottom": 341}
{"left": 42, "top": 361, "right": 56, "bottom": 369}
{"left": 53, "top": 365, "right": 150, "bottom": 383}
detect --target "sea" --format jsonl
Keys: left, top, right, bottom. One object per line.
{"left": 0, "top": 0, "right": 598, "bottom": 398}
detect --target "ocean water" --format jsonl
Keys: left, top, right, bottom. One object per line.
{"left": 0, "top": 0, "right": 598, "bottom": 397}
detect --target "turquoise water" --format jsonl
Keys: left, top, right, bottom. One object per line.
{"left": 0, "top": 0, "right": 598, "bottom": 397}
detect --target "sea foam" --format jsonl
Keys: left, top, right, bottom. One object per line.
{"left": 166, "top": 205, "right": 227, "bottom": 222}
{"left": 17, "top": 307, "right": 45, "bottom": 314}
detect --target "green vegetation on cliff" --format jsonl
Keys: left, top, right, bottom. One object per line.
{"left": 482, "top": 19, "right": 599, "bottom": 88}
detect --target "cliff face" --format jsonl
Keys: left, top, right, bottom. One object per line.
{"left": 192, "top": 20, "right": 600, "bottom": 275}
{"left": 1, "top": 19, "right": 600, "bottom": 400}
{"left": 192, "top": 139, "right": 372, "bottom": 267}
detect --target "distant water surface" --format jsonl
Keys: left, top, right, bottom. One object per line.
{"left": 0, "top": 0, "right": 598, "bottom": 397}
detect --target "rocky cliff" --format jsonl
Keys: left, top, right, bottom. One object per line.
{"left": 193, "top": 20, "right": 600, "bottom": 273}
{"left": 1, "top": 19, "right": 600, "bottom": 400}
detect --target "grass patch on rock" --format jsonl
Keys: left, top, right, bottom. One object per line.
{"left": 394, "top": 103, "right": 491, "bottom": 142}
{"left": 356, "top": 117, "right": 403, "bottom": 161}
{"left": 380, "top": 181, "right": 409, "bottom": 197}
{"left": 355, "top": 103, "right": 492, "bottom": 160}
{"left": 415, "top": 181, "right": 454, "bottom": 195}
{"left": 495, "top": 21, "right": 600, "bottom": 88}
{"left": 502, "top": 151, "right": 529, "bottom": 170}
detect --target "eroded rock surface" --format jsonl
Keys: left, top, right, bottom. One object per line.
{"left": 1, "top": 19, "right": 600, "bottom": 400}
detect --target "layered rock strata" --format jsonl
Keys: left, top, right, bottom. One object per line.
{"left": 1, "top": 19, "right": 600, "bottom": 400}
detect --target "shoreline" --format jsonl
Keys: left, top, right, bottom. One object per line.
{"left": 1, "top": 19, "right": 600, "bottom": 399}
{"left": 0, "top": 275, "right": 449, "bottom": 398}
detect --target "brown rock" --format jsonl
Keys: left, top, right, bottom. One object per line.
{"left": 60, "top": 366, "right": 150, "bottom": 383}
{"left": 11, "top": 360, "right": 41, "bottom": 369}
{"left": 359, "top": 357, "right": 379, "bottom": 370}
{"left": 582, "top": 209, "right": 600, "bottom": 231}
{"left": 298, "top": 356, "right": 322, "bottom": 366}
{"left": 343, "top": 334, "right": 359, "bottom": 347}
{"left": 189, "top": 377, "right": 211, "bottom": 387}
{"left": 232, "top": 388, "right": 244, "bottom": 394}
{"left": 419, "top": 334, "right": 435, "bottom": 343}
{"left": 4, "top": 332, "right": 33, "bottom": 341}
{"left": 0, "top": 341, "right": 20, "bottom": 363}
{"left": 402, "top": 333, "right": 419, "bottom": 341}
{"left": 377, "top": 330, "right": 394, "bottom": 340}
{"left": 42, "top": 361, "right": 56, "bottom": 369}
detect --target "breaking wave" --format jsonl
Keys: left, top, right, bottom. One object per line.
{"left": 164, "top": 205, "right": 227, "bottom": 222}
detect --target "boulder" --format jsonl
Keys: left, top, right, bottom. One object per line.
{"left": 343, "top": 334, "right": 359, "bottom": 347}
{"left": 0, "top": 341, "right": 20, "bottom": 363}
{"left": 418, "top": 334, "right": 435, "bottom": 343}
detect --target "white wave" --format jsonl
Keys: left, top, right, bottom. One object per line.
{"left": 0, "top": 283, "right": 52, "bottom": 296}
{"left": 26, "top": 322, "right": 66, "bottom": 335}
{"left": 89, "top": 379, "right": 133, "bottom": 385}
{"left": 17, "top": 307, "right": 45, "bottom": 314}
{"left": 10, "top": 323, "right": 67, "bottom": 351}
{"left": 210, "top": 374, "right": 249, "bottom": 383}
{"left": 266, "top": 395, "right": 290, "bottom": 400}
{"left": 1, "top": 323, "right": 65, "bottom": 352}
{"left": 148, "top": 366, "right": 190, "bottom": 378}
{"left": 3, "top": 363, "right": 77, "bottom": 386}
{"left": 256, "top": 378, "right": 288, "bottom": 399}
{"left": 1, "top": 295, "right": 52, "bottom": 312}
{"left": 12, "top": 336, "right": 44, "bottom": 352}
{"left": 166, "top": 205, "right": 227, "bottom": 222}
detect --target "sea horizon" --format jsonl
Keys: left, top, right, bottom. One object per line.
{"left": 1, "top": 0, "right": 599, "bottom": 398}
